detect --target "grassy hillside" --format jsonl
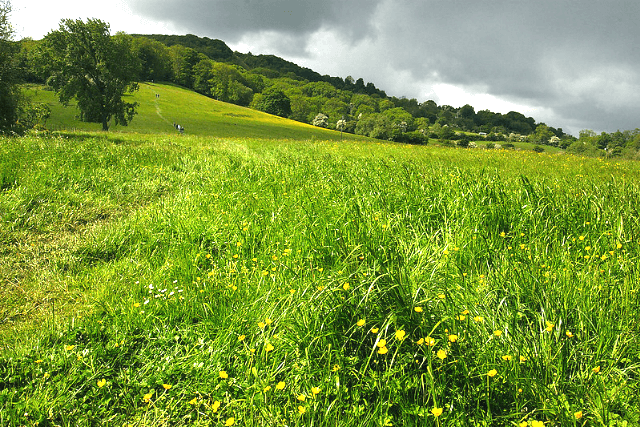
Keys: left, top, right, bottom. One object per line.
{"left": 22, "top": 83, "right": 370, "bottom": 142}
{"left": 1, "top": 130, "right": 639, "bottom": 426}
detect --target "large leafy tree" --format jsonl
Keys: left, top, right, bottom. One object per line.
{"left": 0, "top": 0, "right": 20, "bottom": 133}
{"left": 43, "top": 19, "right": 139, "bottom": 131}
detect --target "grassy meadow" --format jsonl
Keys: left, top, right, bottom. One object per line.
{"left": 1, "top": 94, "right": 640, "bottom": 427}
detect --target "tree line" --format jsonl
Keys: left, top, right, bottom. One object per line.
{"left": 2, "top": 13, "right": 639, "bottom": 158}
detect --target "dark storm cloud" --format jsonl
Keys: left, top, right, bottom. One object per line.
{"left": 127, "top": 0, "right": 640, "bottom": 133}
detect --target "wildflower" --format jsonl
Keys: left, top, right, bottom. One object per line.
{"left": 143, "top": 391, "right": 153, "bottom": 402}
{"left": 530, "top": 421, "right": 544, "bottom": 427}
{"left": 188, "top": 397, "right": 198, "bottom": 405}
{"left": 519, "top": 356, "right": 527, "bottom": 363}
{"left": 437, "top": 349, "right": 447, "bottom": 360}
{"left": 356, "top": 319, "right": 366, "bottom": 327}
{"left": 502, "top": 355, "right": 512, "bottom": 361}
{"left": 519, "top": 422, "right": 528, "bottom": 427}
{"left": 414, "top": 306, "right": 423, "bottom": 313}
{"left": 493, "top": 330, "right": 503, "bottom": 337}
{"left": 574, "top": 411, "right": 583, "bottom": 419}
{"left": 225, "top": 417, "right": 235, "bottom": 426}
{"left": 579, "top": 235, "right": 585, "bottom": 241}
{"left": 456, "top": 315, "right": 466, "bottom": 321}
{"left": 238, "top": 335, "right": 246, "bottom": 341}
{"left": 297, "top": 394, "right": 306, "bottom": 401}
{"left": 258, "top": 322, "right": 266, "bottom": 329}
{"left": 133, "top": 303, "right": 141, "bottom": 308}
{"left": 265, "top": 343, "right": 275, "bottom": 352}
{"left": 370, "top": 327, "right": 379, "bottom": 334}
{"left": 211, "top": 401, "right": 221, "bottom": 412}
{"left": 162, "top": 384, "right": 172, "bottom": 390}
{"left": 487, "top": 369, "right": 498, "bottom": 377}
{"left": 448, "top": 334, "right": 458, "bottom": 343}
{"left": 474, "top": 316, "right": 484, "bottom": 323}
{"left": 377, "top": 339, "right": 387, "bottom": 348}
{"left": 592, "top": 366, "right": 601, "bottom": 374}
{"left": 616, "top": 242, "right": 622, "bottom": 249}
{"left": 342, "top": 282, "right": 350, "bottom": 290}
{"left": 298, "top": 406, "right": 306, "bottom": 414}
{"left": 438, "top": 293, "right": 446, "bottom": 299}
{"left": 566, "top": 331, "right": 574, "bottom": 338}
{"left": 425, "top": 337, "right": 436, "bottom": 346}
{"left": 378, "top": 346, "right": 389, "bottom": 355}
{"left": 431, "top": 407, "right": 443, "bottom": 417}
{"left": 395, "top": 330, "right": 406, "bottom": 341}
{"left": 332, "top": 364, "right": 340, "bottom": 372}
{"left": 263, "top": 385, "right": 271, "bottom": 392}
{"left": 219, "top": 371, "right": 229, "bottom": 379}
{"left": 416, "top": 338, "right": 425, "bottom": 345}
{"left": 265, "top": 318, "right": 273, "bottom": 325}
{"left": 500, "top": 232, "right": 506, "bottom": 237}
{"left": 462, "top": 309, "right": 470, "bottom": 315}
{"left": 64, "top": 345, "right": 75, "bottom": 351}
{"left": 276, "top": 381, "right": 286, "bottom": 390}
{"left": 545, "top": 321, "right": 554, "bottom": 332}
{"left": 311, "top": 386, "right": 321, "bottom": 395}
{"left": 97, "top": 379, "right": 106, "bottom": 388}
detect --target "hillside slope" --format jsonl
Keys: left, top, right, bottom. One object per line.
{"left": 23, "top": 83, "right": 370, "bottom": 142}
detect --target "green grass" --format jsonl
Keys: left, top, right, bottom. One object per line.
{"left": 1, "top": 130, "right": 640, "bottom": 426}
{"left": 21, "top": 83, "right": 370, "bottom": 142}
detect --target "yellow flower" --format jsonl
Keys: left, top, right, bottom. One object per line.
{"left": 474, "top": 316, "right": 484, "bottom": 323}
{"left": 462, "top": 309, "right": 470, "bottom": 315}
{"left": 425, "top": 336, "right": 436, "bottom": 346}
{"left": 97, "top": 379, "right": 106, "bottom": 388}
{"left": 530, "top": 421, "right": 544, "bottom": 427}
{"left": 438, "top": 293, "right": 446, "bottom": 299}
{"left": 456, "top": 315, "right": 466, "bottom": 321}
{"left": 431, "top": 407, "right": 443, "bottom": 417}
{"left": 133, "top": 303, "right": 141, "bottom": 308}
{"left": 311, "top": 386, "right": 321, "bottom": 395}
{"left": 519, "top": 422, "right": 528, "bottom": 427}
{"left": 219, "top": 371, "right": 228, "bottom": 379}
{"left": 377, "top": 339, "right": 387, "bottom": 348}
{"left": 356, "top": 319, "right": 366, "bottom": 327}
{"left": 211, "top": 400, "right": 221, "bottom": 412}
{"left": 519, "top": 355, "right": 527, "bottom": 363}
{"left": 493, "top": 330, "right": 503, "bottom": 337}
{"left": 265, "top": 318, "right": 273, "bottom": 325}
{"left": 448, "top": 334, "right": 458, "bottom": 343}
{"left": 64, "top": 345, "right": 75, "bottom": 351}
{"left": 297, "top": 394, "right": 306, "bottom": 401}
{"left": 298, "top": 406, "right": 306, "bottom": 414}
{"left": 370, "top": 327, "right": 379, "bottom": 334}
{"left": 378, "top": 346, "right": 389, "bottom": 355}
{"left": 188, "top": 397, "right": 198, "bottom": 405}
{"left": 265, "top": 343, "right": 275, "bottom": 352}
{"left": 162, "top": 383, "right": 172, "bottom": 390}
{"left": 437, "top": 349, "right": 447, "bottom": 360}
{"left": 592, "top": 365, "right": 601, "bottom": 374}
{"left": 545, "top": 321, "right": 554, "bottom": 332}
{"left": 238, "top": 335, "right": 246, "bottom": 341}
{"left": 263, "top": 385, "right": 271, "bottom": 392}
{"left": 414, "top": 306, "right": 423, "bottom": 313}
{"left": 574, "top": 411, "right": 583, "bottom": 419}
{"left": 225, "top": 417, "right": 235, "bottom": 426}
{"left": 143, "top": 392, "right": 153, "bottom": 402}
{"left": 258, "top": 322, "right": 266, "bottom": 328}
{"left": 487, "top": 369, "right": 498, "bottom": 377}
{"left": 502, "top": 355, "right": 512, "bottom": 361}
{"left": 416, "top": 338, "right": 425, "bottom": 345}
{"left": 276, "top": 381, "right": 286, "bottom": 390}
{"left": 395, "top": 330, "right": 406, "bottom": 341}
{"left": 579, "top": 235, "right": 585, "bottom": 241}
{"left": 342, "top": 282, "right": 350, "bottom": 290}
{"left": 616, "top": 242, "right": 622, "bottom": 249}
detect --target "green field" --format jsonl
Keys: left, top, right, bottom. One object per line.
{"left": 1, "top": 90, "right": 640, "bottom": 426}
{"left": 21, "top": 83, "right": 369, "bottom": 142}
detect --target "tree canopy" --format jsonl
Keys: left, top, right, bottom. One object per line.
{"left": 43, "top": 18, "right": 139, "bottom": 131}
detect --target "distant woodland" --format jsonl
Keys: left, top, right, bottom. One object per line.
{"left": 11, "top": 31, "right": 640, "bottom": 157}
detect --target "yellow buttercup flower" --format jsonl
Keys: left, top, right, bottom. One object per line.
{"left": 211, "top": 400, "right": 221, "bottom": 412}
{"left": 431, "top": 407, "right": 443, "bottom": 417}
{"left": 395, "top": 330, "right": 406, "bottom": 341}
{"left": 502, "top": 355, "right": 512, "bottom": 361}
{"left": 276, "top": 381, "right": 286, "bottom": 390}
{"left": 370, "top": 327, "right": 379, "bottom": 334}
{"left": 97, "top": 379, "right": 106, "bottom": 388}
{"left": 311, "top": 386, "right": 321, "bottom": 395}
{"left": 265, "top": 343, "right": 274, "bottom": 352}
{"left": 592, "top": 365, "right": 601, "bottom": 374}
{"left": 356, "top": 319, "right": 365, "bottom": 327}
{"left": 298, "top": 406, "right": 306, "bottom": 414}
{"left": 378, "top": 346, "right": 389, "bottom": 355}
{"left": 64, "top": 345, "right": 75, "bottom": 351}
{"left": 425, "top": 336, "right": 436, "bottom": 346}
{"left": 342, "top": 283, "right": 350, "bottom": 290}
{"left": 377, "top": 339, "right": 387, "bottom": 348}
{"left": 143, "top": 392, "right": 153, "bottom": 402}
{"left": 487, "top": 369, "right": 498, "bottom": 377}
{"left": 238, "top": 335, "right": 246, "bottom": 341}
{"left": 219, "top": 371, "right": 228, "bottom": 379}
{"left": 263, "top": 385, "right": 271, "bottom": 392}
{"left": 530, "top": 421, "right": 544, "bottom": 427}
{"left": 437, "top": 349, "right": 447, "bottom": 360}
{"left": 565, "top": 331, "right": 573, "bottom": 338}
{"left": 416, "top": 338, "right": 425, "bottom": 345}
{"left": 162, "top": 383, "right": 171, "bottom": 390}
{"left": 414, "top": 306, "right": 423, "bottom": 313}
{"left": 493, "top": 330, "right": 503, "bottom": 337}
{"left": 225, "top": 417, "right": 235, "bottom": 426}
{"left": 448, "top": 334, "right": 458, "bottom": 343}
{"left": 474, "top": 316, "right": 484, "bottom": 323}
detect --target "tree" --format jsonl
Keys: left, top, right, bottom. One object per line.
{"left": 43, "top": 19, "right": 139, "bottom": 131}
{"left": 0, "top": 0, "right": 20, "bottom": 133}
{"left": 256, "top": 87, "right": 291, "bottom": 117}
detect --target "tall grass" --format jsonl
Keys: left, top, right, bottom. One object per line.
{"left": 1, "top": 133, "right": 639, "bottom": 426}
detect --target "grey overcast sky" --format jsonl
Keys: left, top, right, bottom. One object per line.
{"left": 12, "top": 0, "right": 640, "bottom": 135}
